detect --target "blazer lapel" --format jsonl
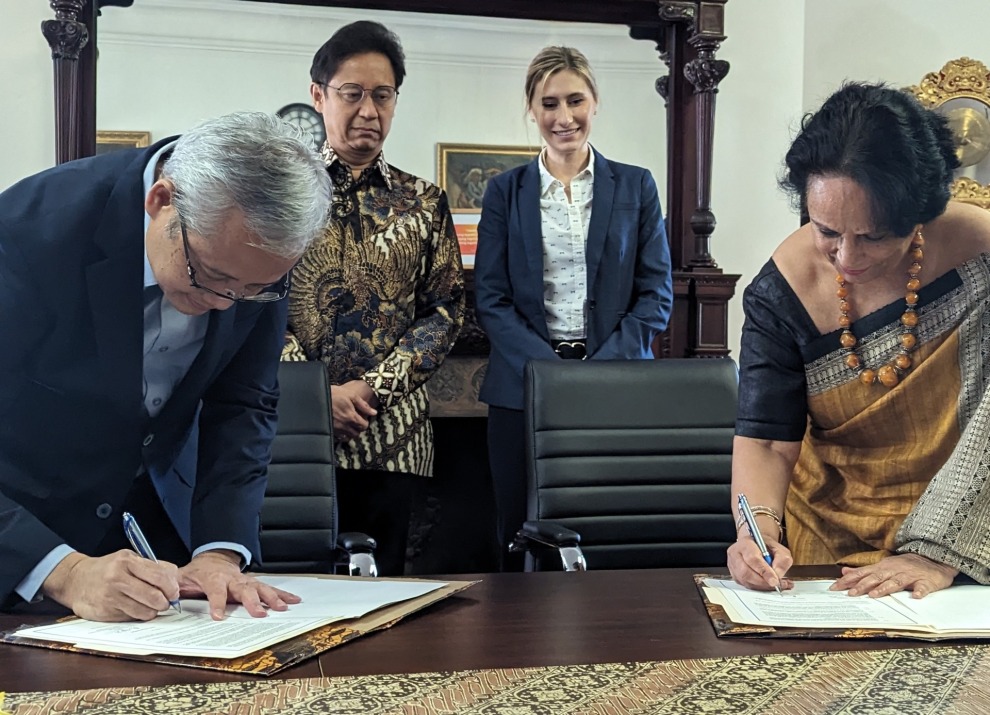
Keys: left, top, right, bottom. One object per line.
{"left": 518, "top": 160, "right": 552, "bottom": 341}
{"left": 87, "top": 161, "right": 148, "bottom": 418}
{"left": 585, "top": 149, "right": 615, "bottom": 294}
{"left": 519, "top": 160, "right": 544, "bottom": 279}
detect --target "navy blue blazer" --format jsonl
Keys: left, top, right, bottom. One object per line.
{"left": 0, "top": 142, "right": 285, "bottom": 602}
{"left": 475, "top": 150, "right": 673, "bottom": 410}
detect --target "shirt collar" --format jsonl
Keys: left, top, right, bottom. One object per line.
{"left": 320, "top": 142, "right": 393, "bottom": 190}
{"left": 538, "top": 145, "right": 595, "bottom": 198}
{"left": 142, "top": 140, "right": 179, "bottom": 289}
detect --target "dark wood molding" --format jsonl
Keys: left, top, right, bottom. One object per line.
{"left": 42, "top": 0, "right": 91, "bottom": 165}
{"left": 237, "top": 0, "right": 666, "bottom": 24}
{"left": 54, "top": 0, "right": 740, "bottom": 359}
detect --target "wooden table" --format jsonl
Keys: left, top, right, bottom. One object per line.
{"left": 0, "top": 567, "right": 950, "bottom": 693}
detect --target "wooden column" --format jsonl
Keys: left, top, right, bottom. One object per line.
{"left": 632, "top": 0, "right": 739, "bottom": 358}
{"left": 41, "top": 0, "right": 92, "bottom": 164}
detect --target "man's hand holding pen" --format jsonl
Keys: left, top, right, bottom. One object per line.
{"left": 41, "top": 550, "right": 182, "bottom": 622}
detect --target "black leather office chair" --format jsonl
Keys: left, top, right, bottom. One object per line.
{"left": 510, "top": 358, "right": 738, "bottom": 571}
{"left": 260, "top": 360, "right": 377, "bottom": 575}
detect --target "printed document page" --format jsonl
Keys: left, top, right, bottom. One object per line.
{"left": 702, "top": 578, "right": 927, "bottom": 630}
{"left": 15, "top": 576, "right": 447, "bottom": 659}
{"left": 888, "top": 584, "right": 990, "bottom": 634}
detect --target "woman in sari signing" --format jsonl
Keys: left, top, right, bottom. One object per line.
{"left": 728, "top": 82, "right": 990, "bottom": 599}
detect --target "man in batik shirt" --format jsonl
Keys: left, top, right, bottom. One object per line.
{"left": 284, "top": 21, "right": 465, "bottom": 575}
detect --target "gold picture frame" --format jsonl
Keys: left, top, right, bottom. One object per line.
{"left": 437, "top": 143, "right": 540, "bottom": 214}
{"left": 96, "top": 130, "right": 152, "bottom": 156}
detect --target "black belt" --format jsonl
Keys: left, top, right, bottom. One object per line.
{"left": 552, "top": 339, "right": 587, "bottom": 360}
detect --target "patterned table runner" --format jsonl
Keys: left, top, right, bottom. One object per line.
{"left": 6, "top": 644, "right": 990, "bottom": 714}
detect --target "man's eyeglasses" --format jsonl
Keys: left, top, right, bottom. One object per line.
{"left": 180, "top": 218, "right": 289, "bottom": 303}
{"left": 323, "top": 82, "right": 398, "bottom": 107}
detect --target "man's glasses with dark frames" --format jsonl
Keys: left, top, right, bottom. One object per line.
{"left": 322, "top": 82, "right": 398, "bottom": 107}
{"left": 180, "top": 218, "right": 289, "bottom": 303}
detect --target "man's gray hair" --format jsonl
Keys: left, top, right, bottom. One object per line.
{"left": 162, "top": 112, "right": 330, "bottom": 259}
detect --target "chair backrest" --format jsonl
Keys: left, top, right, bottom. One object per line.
{"left": 524, "top": 358, "right": 738, "bottom": 570}
{"left": 260, "top": 360, "right": 338, "bottom": 572}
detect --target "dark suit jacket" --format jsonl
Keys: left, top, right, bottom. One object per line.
{"left": 0, "top": 141, "right": 285, "bottom": 602}
{"left": 475, "top": 150, "right": 673, "bottom": 410}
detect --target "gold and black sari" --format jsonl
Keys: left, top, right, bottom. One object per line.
{"left": 737, "top": 254, "right": 990, "bottom": 582}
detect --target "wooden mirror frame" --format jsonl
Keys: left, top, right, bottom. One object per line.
{"left": 41, "top": 0, "right": 740, "bottom": 359}
{"left": 907, "top": 57, "right": 990, "bottom": 211}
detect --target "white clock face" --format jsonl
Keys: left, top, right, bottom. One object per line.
{"left": 276, "top": 103, "right": 327, "bottom": 151}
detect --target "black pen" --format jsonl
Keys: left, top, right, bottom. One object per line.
{"left": 122, "top": 512, "right": 182, "bottom": 612}
{"left": 737, "top": 494, "right": 782, "bottom": 595}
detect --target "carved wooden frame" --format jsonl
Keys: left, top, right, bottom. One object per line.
{"left": 907, "top": 57, "right": 990, "bottom": 211}
{"left": 43, "top": 0, "right": 740, "bottom": 359}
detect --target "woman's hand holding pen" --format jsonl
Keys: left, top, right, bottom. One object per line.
{"left": 41, "top": 551, "right": 181, "bottom": 622}
{"left": 727, "top": 530, "right": 794, "bottom": 593}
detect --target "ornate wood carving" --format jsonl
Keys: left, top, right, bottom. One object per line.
{"left": 642, "top": 1, "right": 739, "bottom": 356}
{"left": 42, "top": 0, "right": 90, "bottom": 165}
{"left": 906, "top": 58, "right": 990, "bottom": 214}
{"left": 906, "top": 57, "right": 990, "bottom": 108}
{"left": 44, "top": 1, "right": 132, "bottom": 165}
{"left": 950, "top": 177, "right": 990, "bottom": 210}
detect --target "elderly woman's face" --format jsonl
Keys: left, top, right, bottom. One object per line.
{"left": 806, "top": 174, "right": 917, "bottom": 286}
{"left": 311, "top": 52, "right": 396, "bottom": 170}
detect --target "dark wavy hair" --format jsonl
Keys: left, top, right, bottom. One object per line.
{"left": 780, "top": 82, "right": 959, "bottom": 236}
{"left": 310, "top": 20, "right": 406, "bottom": 89}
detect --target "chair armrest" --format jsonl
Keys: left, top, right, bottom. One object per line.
{"left": 516, "top": 521, "right": 581, "bottom": 548}
{"left": 508, "top": 520, "right": 586, "bottom": 571}
{"left": 337, "top": 531, "right": 377, "bottom": 553}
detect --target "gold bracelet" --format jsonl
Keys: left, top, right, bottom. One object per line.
{"left": 735, "top": 506, "right": 784, "bottom": 542}
{"left": 734, "top": 505, "right": 781, "bottom": 528}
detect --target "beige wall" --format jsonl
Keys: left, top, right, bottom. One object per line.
{"left": 804, "top": 0, "right": 990, "bottom": 111}
{"left": 1, "top": 1, "right": 56, "bottom": 189}
{"left": 6, "top": 0, "right": 983, "bottom": 356}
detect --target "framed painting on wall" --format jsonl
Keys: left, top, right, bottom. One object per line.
{"left": 437, "top": 143, "right": 540, "bottom": 213}
{"left": 436, "top": 143, "right": 539, "bottom": 267}
{"left": 96, "top": 130, "right": 151, "bottom": 155}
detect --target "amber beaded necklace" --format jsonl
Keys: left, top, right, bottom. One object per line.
{"left": 837, "top": 230, "right": 924, "bottom": 388}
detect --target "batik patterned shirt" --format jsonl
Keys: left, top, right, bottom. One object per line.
{"left": 283, "top": 145, "right": 465, "bottom": 476}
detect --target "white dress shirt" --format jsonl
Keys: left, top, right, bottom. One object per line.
{"left": 538, "top": 147, "right": 595, "bottom": 341}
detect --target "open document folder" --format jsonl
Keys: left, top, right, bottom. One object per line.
{"left": 701, "top": 577, "right": 990, "bottom": 639}
{"left": 11, "top": 576, "right": 453, "bottom": 660}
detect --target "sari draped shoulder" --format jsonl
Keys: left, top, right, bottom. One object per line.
{"left": 736, "top": 255, "right": 990, "bottom": 582}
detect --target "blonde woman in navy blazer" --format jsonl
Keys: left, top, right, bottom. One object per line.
{"left": 475, "top": 46, "right": 674, "bottom": 569}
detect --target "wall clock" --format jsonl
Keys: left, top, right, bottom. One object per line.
{"left": 907, "top": 57, "right": 990, "bottom": 210}
{"left": 276, "top": 103, "right": 326, "bottom": 152}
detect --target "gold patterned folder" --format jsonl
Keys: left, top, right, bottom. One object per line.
{"left": 0, "top": 577, "right": 477, "bottom": 676}
{"left": 694, "top": 573, "right": 980, "bottom": 641}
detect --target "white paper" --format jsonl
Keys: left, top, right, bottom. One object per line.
{"left": 14, "top": 576, "right": 447, "bottom": 659}
{"left": 888, "top": 585, "right": 990, "bottom": 630}
{"left": 703, "top": 578, "right": 933, "bottom": 631}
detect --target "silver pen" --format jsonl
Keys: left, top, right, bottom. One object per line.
{"left": 122, "top": 512, "right": 182, "bottom": 612}
{"left": 737, "top": 494, "right": 782, "bottom": 595}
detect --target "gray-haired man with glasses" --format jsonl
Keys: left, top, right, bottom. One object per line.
{"left": 0, "top": 112, "right": 330, "bottom": 621}
{"left": 283, "top": 21, "right": 465, "bottom": 576}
